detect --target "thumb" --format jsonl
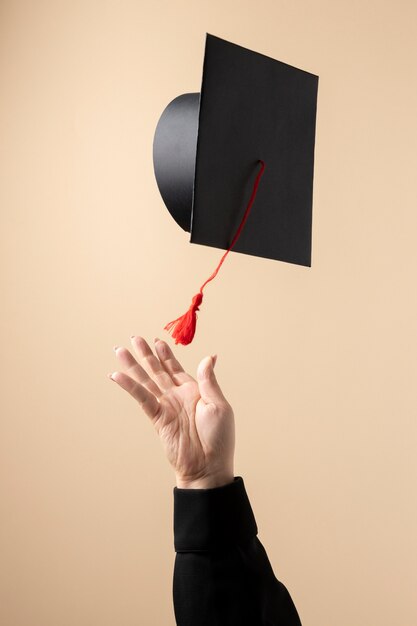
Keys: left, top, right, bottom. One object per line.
{"left": 197, "top": 355, "right": 227, "bottom": 405}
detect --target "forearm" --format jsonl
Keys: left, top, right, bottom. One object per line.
{"left": 172, "top": 476, "right": 302, "bottom": 626}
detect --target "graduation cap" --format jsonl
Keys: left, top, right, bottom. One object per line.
{"left": 153, "top": 33, "right": 319, "bottom": 345}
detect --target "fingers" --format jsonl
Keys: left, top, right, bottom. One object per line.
{"left": 153, "top": 338, "right": 195, "bottom": 385}
{"left": 197, "top": 355, "right": 228, "bottom": 406}
{"left": 108, "top": 371, "right": 162, "bottom": 423}
{"left": 130, "top": 336, "right": 175, "bottom": 392}
{"left": 113, "top": 346, "right": 163, "bottom": 399}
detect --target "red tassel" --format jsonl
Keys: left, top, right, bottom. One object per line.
{"left": 164, "top": 292, "right": 203, "bottom": 346}
{"left": 164, "top": 160, "right": 266, "bottom": 345}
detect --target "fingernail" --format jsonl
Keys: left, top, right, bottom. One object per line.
{"left": 130, "top": 335, "right": 135, "bottom": 339}
{"left": 113, "top": 345, "right": 119, "bottom": 351}
{"left": 107, "top": 372, "right": 116, "bottom": 380}
{"left": 211, "top": 354, "right": 218, "bottom": 366}
{"left": 154, "top": 337, "right": 161, "bottom": 343}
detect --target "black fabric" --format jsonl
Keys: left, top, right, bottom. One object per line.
{"left": 172, "top": 476, "right": 302, "bottom": 626}
{"left": 190, "top": 34, "right": 319, "bottom": 268}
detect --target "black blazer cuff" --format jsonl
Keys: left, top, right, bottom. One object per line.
{"left": 173, "top": 476, "right": 258, "bottom": 552}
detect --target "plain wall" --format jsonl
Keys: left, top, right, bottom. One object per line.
{"left": 1, "top": 1, "right": 416, "bottom": 624}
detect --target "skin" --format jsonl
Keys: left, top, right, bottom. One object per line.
{"left": 107, "top": 336, "right": 235, "bottom": 489}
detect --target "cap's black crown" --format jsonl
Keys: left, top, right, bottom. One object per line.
{"left": 153, "top": 33, "right": 319, "bottom": 267}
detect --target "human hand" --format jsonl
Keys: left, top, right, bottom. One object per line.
{"left": 108, "top": 336, "right": 235, "bottom": 489}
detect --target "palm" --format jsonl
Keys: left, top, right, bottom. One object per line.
{"left": 109, "top": 336, "right": 234, "bottom": 482}
{"left": 152, "top": 379, "right": 209, "bottom": 478}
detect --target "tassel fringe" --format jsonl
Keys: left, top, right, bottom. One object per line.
{"left": 164, "top": 292, "right": 203, "bottom": 345}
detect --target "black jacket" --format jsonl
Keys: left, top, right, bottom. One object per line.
{"left": 173, "top": 476, "right": 302, "bottom": 626}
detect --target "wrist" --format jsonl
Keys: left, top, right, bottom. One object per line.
{"left": 175, "top": 471, "right": 235, "bottom": 490}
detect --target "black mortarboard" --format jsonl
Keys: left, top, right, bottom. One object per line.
{"left": 153, "top": 33, "right": 319, "bottom": 345}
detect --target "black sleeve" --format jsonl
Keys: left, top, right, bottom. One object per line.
{"left": 172, "top": 475, "right": 302, "bottom": 626}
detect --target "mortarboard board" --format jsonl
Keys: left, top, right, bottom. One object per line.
{"left": 153, "top": 33, "right": 319, "bottom": 345}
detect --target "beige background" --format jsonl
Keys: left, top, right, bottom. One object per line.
{"left": 1, "top": 1, "right": 416, "bottom": 624}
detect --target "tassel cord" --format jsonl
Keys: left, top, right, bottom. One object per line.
{"left": 164, "top": 159, "right": 266, "bottom": 344}
{"left": 198, "top": 159, "right": 265, "bottom": 294}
